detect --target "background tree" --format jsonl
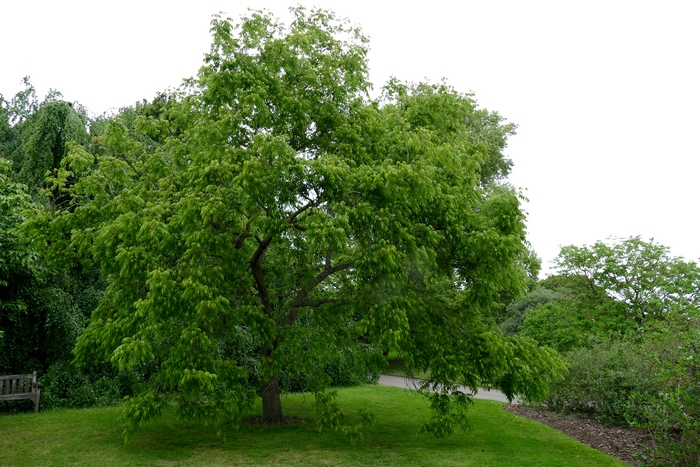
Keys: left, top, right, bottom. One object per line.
{"left": 0, "top": 157, "right": 38, "bottom": 368}
{"left": 1, "top": 82, "right": 111, "bottom": 412}
{"left": 519, "top": 237, "right": 700, "bottom": 351}
{"left": 1, "top": 78, "right": 89, "bottom": 195}
{"left": 498, "top": 286, "right": 557, "bottom": 336}
{"left": 0, "top": 156, "right": 92, "bottom": 374}
{"left": 31, "top": 7, "right": 565, "bottom": 437}
{"left": 553, "top": 236, "right": 700, "bottom": 323}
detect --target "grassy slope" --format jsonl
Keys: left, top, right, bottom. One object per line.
{"left": 0, "top": 385, "right": 627, "bottom": 466}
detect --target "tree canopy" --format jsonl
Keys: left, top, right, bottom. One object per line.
{"left": 520, "top": 236, "right": 700, "bottom": 351}
{"left": 27, "top": 7, "right": 564, "bottom": 438}
{"left": 553, "top": 236, "right": 700, "bottom": 322}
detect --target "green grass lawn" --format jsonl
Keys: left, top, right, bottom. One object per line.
{"left": 0, "top": 385, "right": 627, "bottom": 466}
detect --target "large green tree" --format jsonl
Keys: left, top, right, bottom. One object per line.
{"left": 31, "top": 8, "right": 564, "bottom": 436}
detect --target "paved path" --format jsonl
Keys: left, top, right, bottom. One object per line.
{"left": 378, "top": 374, "right": 512, "bottom": 403}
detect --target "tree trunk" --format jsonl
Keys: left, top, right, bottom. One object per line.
{"left": 260, "top": 343, "right": 283, "bottom": 422}
{"left": 261, "top": 375, "right": 283, "bottom": 422}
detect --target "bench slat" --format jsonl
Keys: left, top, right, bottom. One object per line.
{"left": 0, "top": 374, "right": 37, "bottom": 381}
{"left": 1, "top": 393, "right": 38, "bottom": 401}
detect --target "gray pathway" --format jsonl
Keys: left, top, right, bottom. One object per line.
{"left": 378, "top": 374, "right": 512, "bottom": 403}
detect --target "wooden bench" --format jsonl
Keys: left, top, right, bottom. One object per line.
{"left": 0, "top": 372, "right": 41, "bottom": 412}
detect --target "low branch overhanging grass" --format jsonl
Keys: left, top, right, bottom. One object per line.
{"left": 384, "top": 354, "right": 430, "bottom": 379}
{"left": 0, "top": 385, "right": 628, "bottom": 467}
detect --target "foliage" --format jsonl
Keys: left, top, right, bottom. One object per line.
{"left": 1, "top": 77, "right": 41, "bottom": 168}
{"left": 1, "top": 88, "right": 107, "bottom": 412}
{"left": 488, "top": 246, "right": 542, "bottom": 325}
{"left": 520, "top": 298, "right": 632, "bottom": 352}
{"left": 0, "top": 157, "right": 41, "bottom": 371}
{"left": 539, "top": 317, "right": 700, "bottom": 466}
{"left": 1, "top": 78, "right": 89, "bottom": 194}
{"left": 553, "top": 236, "right": 700, "bottom": 324}
{"left": 521, "top": 237, "right": 700, "bottom": 466}
{"left": 499, "top": 286, "right": 557, "bottom": 335}
{"left": 216, "top": 324, "right": 381, "bottom": 393}
{"left": 540, "top": 338, "right": 656, "bottom": 425}
{"left": 0, "top": 160, "right": 102, "bottom": 375}
{"left": 27, "top": 7, "right": 564, "bottom": 438}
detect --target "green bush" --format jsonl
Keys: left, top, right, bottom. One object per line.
{"left": 538, "top": 321, "right": 700, "bottom": 466}
{"left": 631, "top": 318, "right": 700, "bottom": 466}
{"left": 540, "top": 338, "right": 656, "bottom": 425}
{"left": 38, "top": 361, "right": 153, "bottom": 410}
{"left": 635, "top": 385, "right": 700, "bottom": 466}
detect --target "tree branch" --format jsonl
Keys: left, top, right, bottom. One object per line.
{"left": 250, "top": 235, "right": 273, "bottom": 316}
{"left": 287, "top": 198, "right": 322, "bottom": 224}
{"left": 234, "top": 221, "right": 252, "bottom": 249}
{"left": 117, "top": 153, "right": 142, "bottom": 178}
{"left": 297, "top": 298, "right": 337, "bottom": 308}
{"left": 291, "top": 250, "right": 355, "bottom": 309}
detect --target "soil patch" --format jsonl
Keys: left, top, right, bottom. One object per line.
{"left": 243, "top": 415, "right": 308, "bottom": 427}
{"left": 503, "top": 405, "right": 654, "bottom": 466}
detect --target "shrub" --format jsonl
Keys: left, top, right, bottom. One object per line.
{"left": 39, "top": 361, "right": 151, "bottom": 410}
{"left": 632, "top": 317, "right": 700, "bottom": 466}
{"left": 538, "top": 318, "right": 700, "bottom": 466}
{"left": 540, "top": 338, "right": 656, "bottom": 425}
{"left": 636, "top": 385, "right": 700, "bottom": 466}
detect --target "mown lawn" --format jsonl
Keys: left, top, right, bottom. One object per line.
{"left": 0, "top": 385, "right": 627, "bottom": 466}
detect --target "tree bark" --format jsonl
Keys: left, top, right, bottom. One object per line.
{"left": 261, "top": 375, "right": 283, "bottom": 422}
{"left": 260, "top": 343, "right": 283, "bottom": 422}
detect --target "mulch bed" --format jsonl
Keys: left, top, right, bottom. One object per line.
{"left": 503, "top": 405, "right": 655, "bottom": 466}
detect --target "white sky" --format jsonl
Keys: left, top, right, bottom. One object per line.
{"left": 2, "top": 0, "right": 699, "bottom": 275}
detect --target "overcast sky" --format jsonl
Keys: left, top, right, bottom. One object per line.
{"left": 2, "top": 0, "right": 698, "bottom": 275}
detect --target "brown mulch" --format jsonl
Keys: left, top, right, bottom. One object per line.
{"left": 503, "top": 405, "right": 655, "bottom": 466}
{"left": 243, "top": 415, "right": 308, "bottom": 426}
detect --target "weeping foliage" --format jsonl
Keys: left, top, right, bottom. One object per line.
{"left": 0, "top": 80, "right": 89, "bottom": 195}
